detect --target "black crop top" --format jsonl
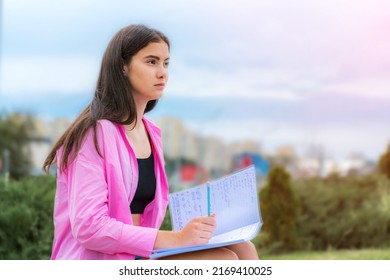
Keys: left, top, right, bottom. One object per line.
{"left": 130, "top": 153, "right": 156, "bottom": 214}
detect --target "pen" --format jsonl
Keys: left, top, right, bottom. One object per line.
{"left": 207, "top": 181, "right": 211, "bottom": 216}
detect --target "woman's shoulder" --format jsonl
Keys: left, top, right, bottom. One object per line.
{"left": 95, "top": 119, "right": 122, "bottom": 136}
{"left": 81, "top": 119, "right": 121, "bottom": 146}
{"left": 97, "top": 119, "right": 118, "bottom": 129}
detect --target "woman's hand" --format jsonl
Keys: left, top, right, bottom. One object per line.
{"left": 177, "top": 214, "right": 216, "bottom": 247}
{"left": 154, "top": 214, "right": 216, "bottom": 250}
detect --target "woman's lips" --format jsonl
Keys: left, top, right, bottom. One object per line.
{"left": 154, "top": 83, "right": 165, "bottom": 89}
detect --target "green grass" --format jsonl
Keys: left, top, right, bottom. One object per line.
{"left": 260, "top": 248, "right": 390, "bottom": 260}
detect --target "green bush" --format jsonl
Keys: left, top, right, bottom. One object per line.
{"left": 378, "top": 142, "right": 390, "bottom": 180}
{"left": 0, "top": 175, "right": 56, "bottom": 259}
{"left": 294, "top": 174, "right": 390, "bottom": 250}
{"left": 160, "top": 207, "right": 172, "bottom": 231}
{"left": 256, "top": 171, "right": 390, "bottom": 254}
{"left": 259, "top": 165, "right": 300, "bottom": 253}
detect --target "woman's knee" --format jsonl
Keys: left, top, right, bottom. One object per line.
{"left": 215, "top": 247, "right": 239, "bottom": 260}
{"left": 225, "top": 241, "right": 259, "bottom": 260}
{"left": 245, "top": 241, "right": 257, "bottom": 251}
{"left": 228, "top": 241, "right": 256, "bottom": 251}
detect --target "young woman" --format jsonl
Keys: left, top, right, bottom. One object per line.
{"left": 43, "top": 24, "right": 258, "bottom": 260}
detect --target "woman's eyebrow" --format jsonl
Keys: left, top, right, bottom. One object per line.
{"left": 143, "top": 55, "right": 170, "bottom": 61}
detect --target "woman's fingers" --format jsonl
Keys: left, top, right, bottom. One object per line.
{"left": 178, "top": 215, "right": 217, "bottom": 246}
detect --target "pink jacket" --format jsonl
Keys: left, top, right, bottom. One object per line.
{"left": 51, "top": 118, "right": 169, "bottom": 260}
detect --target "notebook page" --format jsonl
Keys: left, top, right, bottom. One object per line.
{"left": 210, "top": 166, "right": 259, "bottom": 235}
{"left": 168, "top": 166, "right": 259, "bottom": 233}
{"left": 169, "top": 185, "right": 208, "bottom": 231}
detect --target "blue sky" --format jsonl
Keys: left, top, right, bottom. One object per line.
{"left": 1, "top": 0, "right": 390, "bottom": 161}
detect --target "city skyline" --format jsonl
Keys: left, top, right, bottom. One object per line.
{"left": 28, "top": 115, "right": 374, "bottom": 179}
{"left": 1, "top": 0, "right": 390, "bottom": 162}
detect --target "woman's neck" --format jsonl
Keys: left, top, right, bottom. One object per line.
{"left": 125, "top": 118, "right": 151, "bottom": 159}
{"left": 126, "top": 100, "right": 147, "bottom": 132}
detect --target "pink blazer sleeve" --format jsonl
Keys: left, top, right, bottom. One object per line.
{"left": 67, "top": 159, "right": 158, "bottom": 257}
{"left": 64, "top": 122, "right": 159, "bottom": 257}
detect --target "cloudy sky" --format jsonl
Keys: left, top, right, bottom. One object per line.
{"left": 1, "top": 0, "right": 390, "bottom": 161}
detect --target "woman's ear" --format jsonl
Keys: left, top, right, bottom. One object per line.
{"left": 123, "top": 64, "right": 129, "bottom": 76}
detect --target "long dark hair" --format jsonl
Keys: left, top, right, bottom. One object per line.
{"left": 43, "top": 24, "right": 170, "bottom": 173}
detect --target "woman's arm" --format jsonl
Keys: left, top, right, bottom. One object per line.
{"left": 67, "top": 158, "right": 159, "bottom": 257}
{"left": 154, "top": 214, "right": 216, "bottom": 250}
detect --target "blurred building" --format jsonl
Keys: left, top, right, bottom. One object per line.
{"left": 156, "top": 117, "right": 190, "bottom": 160}
{"left": 157, "top": 117, "right": 233, "bottom": 175}
{"left": 29, "top": 117, "right": 72, "bottom": 174}
{"left": 201, "top": 136, "right": 230, "bottom": 177}
{"left": 338, "top": 153, "right": 376, "bottom": 176}
{"left": 229, "top": 140, "right": 261, "bottom": 157}
{"left": 270, "top": 144, "right": 375, "bottom": 178}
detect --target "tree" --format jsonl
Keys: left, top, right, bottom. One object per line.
{"left": 378, "top": 142, "right": 390, "bottom": 180}
{"left": 0, "top": 113, "right": 35, "bottom": 179}
{"left": 259, "top": 165, "right": 300, "bottom": 252}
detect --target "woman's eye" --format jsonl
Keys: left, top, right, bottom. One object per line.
{"left": 147, "top": 59, "right": 156, "bottom": 65}
{"left": 164, "top": 61, "right": 170, "bottom": 68}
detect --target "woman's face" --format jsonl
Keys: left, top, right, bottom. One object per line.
{"left": 124, "top": 41, "right": 170, "bottom": 105}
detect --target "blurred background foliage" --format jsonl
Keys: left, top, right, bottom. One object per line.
{"left": 1, "top": 113, "right": 390, "bottom": 259}
{"left": 259, "top": 165, "right": 300, "bottom": 252}
{"left": 1, "top": 165, "right": 389, "bottom": 259}
{"left": 257, "top": 169, "right": 390, "bottom": 255}
{"left": 0, "top": 113, "right": 35, "bottom": 179}
{"left": 0, "top": 175, "right": 55, "bottom": 259}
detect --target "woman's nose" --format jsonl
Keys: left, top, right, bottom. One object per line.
{"left": 157, "top": 64, "right": 168, "bottom": 79}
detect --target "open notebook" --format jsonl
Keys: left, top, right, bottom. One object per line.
{"left": 150, "top": 165, "right": 262, "bottom": 259}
